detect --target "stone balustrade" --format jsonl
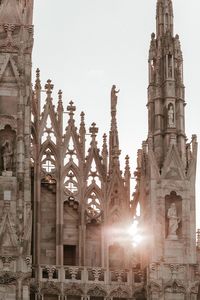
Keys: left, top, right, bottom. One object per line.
{"left": 33, "top": 265, "right": 137, "bottom": 285}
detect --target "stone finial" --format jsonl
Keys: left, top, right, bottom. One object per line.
{"left": 34, "top": 68, "right": 41, "bottom": 90}
{"left": 89, "top": 122, "right": 98, "bottom": 138}
{"left": 79, "top": 112, "right": 86, "bottom": 137}
{"left": 125, "top": 155, "right": 130, "bottom": 170}
{"left": 103, "top": 133, "right": 107, "bottom": 147}
{"left": 80, "top": 111, "right": 85, "bottom": 125}
{"left": 102, "top": 133, "right": 108, "bottom": 164}
{"left": 45, "top": 79, "right": 54, "bottom": 97}
{"left": 124, "top": 155, "right": 131, "bottom": 180}
{"left": 67, "top": 101, "right": 76, "bottom": 120}
{"left": 57, "top": 90, "right": 63, "bottom": 112}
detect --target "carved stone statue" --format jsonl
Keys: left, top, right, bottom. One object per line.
{"left": 168, "top": 104, "right": 175, "bottom": 128}
{"left": 111, "top": 85, "right": 120, "bottom": 113}
{"left": 167, "top": 203, "right": 180, "bottom": 240}
{"left": 1, "top": 139, "right": 13, "bottom": 171}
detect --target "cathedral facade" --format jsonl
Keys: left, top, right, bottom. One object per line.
{"left": 0, "top": 0, "right": 199, "bottom": 299}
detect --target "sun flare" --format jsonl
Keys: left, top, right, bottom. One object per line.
{"left": 128, "top": 221, "right": 142, "bottom": 247}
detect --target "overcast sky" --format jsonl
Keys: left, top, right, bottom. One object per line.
{"left": 33, "top": 0, "right": 200, "bottom": 228}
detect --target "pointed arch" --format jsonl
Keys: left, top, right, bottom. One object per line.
{"left": 39, "top": 140, "right": 59, "bottom": 161}
{"left": 0, "top": 54, "right": 20, "bottom": 83}
{"left": 40, "top": 141, "right": 58, "bottom": 177}
{"left": 63, "top": 169, "right": 79, "bottom": 197}
{"left": 62, "top": 160, "right": 80, "bottom": 180}
{"left": 85, "top": 182, "right": 103, "bottom": 200}
{"left": 85, "top": 186, "right": 104, "bottom": 224}
{"left": 63, "top": 128, "right": 82, "bottom": 162}
{"left": 63, "top": 133, "right": 82, "bottom": 168}
{"left": 39, "top": 100, "right": 60, "bottom": 145}
{"left": 85, "top": 147, "right": 105, "bottom": 180}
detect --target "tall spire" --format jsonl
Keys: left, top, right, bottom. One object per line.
{"left": 156, "top": 0, "right": 173, "bottom": 37}
{"left": 109, "top": 85, "right": 121, "bottom": 171}
{"left": 147, "top": 0, "right": 186, "bottom": 168}
{"left": 0, "top": 0, "right": 34, "bottom": 25}
{"left": 0, "top": 0, "right": 22, "bottom": 24}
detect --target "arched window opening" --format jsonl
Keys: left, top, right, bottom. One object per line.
{"left": 86, "top": 192, "right": 103, "bottom": 224}
{"left": 64, "top": 137, "right": 79, "bottom": 166}
{"left": 87, "top": 159, "right": 102, "bottom": 188}
{"left": 41, "top": 115, "right": 57, "bottom": 144}
{"left": 64, "top": 170, "right": 79, "bottom": 196}
{"left": 41, "top": 148, "right": 56, "bottom": 174}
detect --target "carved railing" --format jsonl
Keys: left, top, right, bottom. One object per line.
{"left": 33, "top": 265, "right": 134, "bottom": 285}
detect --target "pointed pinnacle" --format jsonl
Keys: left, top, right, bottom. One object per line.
{"left": 45, "top": 79, "right": 54, "bottom": 96}
{"left": 57, "top": 90, "right": 63, "bottom": 111}
{"left": 35, "top": 68, "right": 41, "bottom": 90}
{"left": 103, "top": 133, "right": 107, "bottom": 144}
{"left": 89, "top": 122, "right": 98, "bottom": 138}
{"left": 125, "top": 155, "right": 130, "bottom": 166}
{"left": 58, "top": 89, "right": 62, "bottom": 101}
{"left": 67, "top": 101, "right": 76, "bottom": 117}
{"left": 80, "top": 111, "right": 85, "bottom": 123}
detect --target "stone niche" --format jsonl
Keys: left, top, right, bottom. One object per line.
{"left": 0, "top": 125, "right": 16, "bottom": 176}
{"left": 165, "top": 191, "right": 182, "bottom": 239}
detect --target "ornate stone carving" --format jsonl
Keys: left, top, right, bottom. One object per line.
{"left": 110, "top": 287, "right": 129, "bottom": 298}
{"left": 45, "top": 265, "right": 56, "bottom": 280}
{"left": 168, "top": 264, "right": 185, "bottom": 280}
{"left": 41, "top": 281, "right": 60, "bottom": 295}
{"left": 91, "top": 268, "right": 104, "bottom": 282}
{"left": 87, "top": 285, "right": 107, "bottom": 297}
{"left": 24, "top": 256, "right": 32, "bottom": 267}
{"left": 114, "top": 270, "right": 125, "bottom": 283}
{"left": 0, "top": 256, "right": 14, "bottom": 270}
{"left": 149, "top": 281, "right": 161, "bottom": 294}
{"left": 165, "top": 280, "right": 186, "bottom": 294}
{"left": 0, "top": 117, "right": 17, "bottom": 131}
{"left": 64, "top": 283, "right": 84, "bottom": 296}
{"left": 0, "top": 272, "right": 17, "bottom": 284}
{"left": 68, "top": 267, "right": 80, "bottom": 280}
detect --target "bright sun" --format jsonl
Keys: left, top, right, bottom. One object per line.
{"left": 128, "top": 220, "right": 142, "bottom": 247}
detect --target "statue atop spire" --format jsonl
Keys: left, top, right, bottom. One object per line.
{"left": 111, "top": 84, "right": 120, "bottom": 114}
{"left": 109, "top": 85, "right": 121, "bottom": 172}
